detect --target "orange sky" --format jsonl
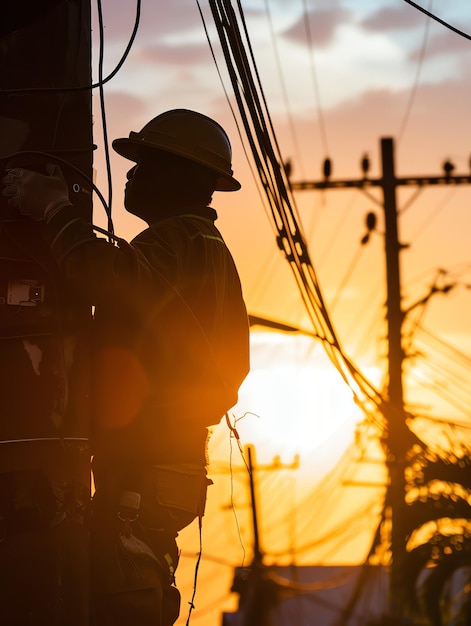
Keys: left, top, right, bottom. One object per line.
{"left": 89, "top": 2, "right": 471, "bottom": 623}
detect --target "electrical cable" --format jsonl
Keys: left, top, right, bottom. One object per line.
{"left": 96, "top": 0, "right": 113, "bottom": 233}
{"left": 329, "top": 244, "right": 365, "bottom": 313}
{"left": 203, "top": 0, "right": 385, "bottom": 431}
{"left": 412, "top": 413, "right": 471, "bottom": 431}
{"left": 272, "top": 496, "right": 382, "bottom": 559}
{"left": 347, "top": 284, "right": 385, "bottom": 364}
{"left": 301, "top": 0, "right": 329, "bottom": 157}
{"left": 408, "top": 355, "right": 471, "bottom": 418}
{"left": 398, "top": 186, "right": 424, "bottom": 215}
{"left": 2, "top": 1, "right": 143, "bottom": 230}
{"left": 198, "top": 0, "right": 321, "bottom": 322}
{"left": 0, "top": 0, "right": 142, "bottom": 95}
{"left": 223, "top": 412, "right": 249, "bottom": 568}
{"left": 407, "top": 375, "right": 471, "bottom": 422}
{"left": 2, "top": 150, "right": 110, "bottom": 218}
{"left": 1, "top": 0, "right": 144, "bottom": 230}
{"left": 397, "top": 0, "right": 432, "bottom": 144}
{"left": 196, "top": 0, "right": 288, "bottom": 322}
{"left": 402, "top": 0, "right": 471, "bottom": 41}
{"left": 417, "top": 323, "right": 471, "bottom": 369}
{"left": 277, "top": 442, "right": 384, "bottom": 555}
{"left": 316, "top": 192, "right": 358, "bottom": 269}
{"left": 263, "top": 0, "right": 306, "bottom": 179}
{"left": 408, "top": 187, "right": 458, "bottom": 242}
{"left": 185, "top": 517, "right": 203, "bottom": 626}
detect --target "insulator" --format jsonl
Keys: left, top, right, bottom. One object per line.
{"left": 283, "top": 159, "right": 292, "bottom": 178}
{"left": 443, "top": 159, "right": 455, "bottom": 177}
{"left": 366, "top": 211, "right": 377, "bottom": 231}
{"left": 323, "top": 157, "right": 331, "bottom": 179}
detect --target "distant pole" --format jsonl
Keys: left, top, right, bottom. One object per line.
{"left": 290, "top": 136, "right": 471, "bottom": 621}
{"left": 381, "top": 138, "right": 403, "bottom": 412}
{"left": 224, "top": 447, "right": 299, "bottom": 626}
{"left": 379, "top": 137, "right": 408, "bottom": 618}
{"left": 247, "top": 445, "right": 263, "bottom": 565}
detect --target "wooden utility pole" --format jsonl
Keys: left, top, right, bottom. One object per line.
{"left": 247, "top": 445, "right": 264, "bottom": 566}
{"left": 290, "top": 136, "right": 471, "bottom": 620}
{"left": 224, "top": 445, "right": 299, "bottom": 626}
{"left": 0, "top": 2, "right": 93, "bottom": 624}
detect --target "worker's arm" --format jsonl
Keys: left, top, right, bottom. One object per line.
{"left": 1, "top": 165, "right": 154, "bottom": 306}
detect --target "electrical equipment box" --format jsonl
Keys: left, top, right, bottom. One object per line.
{"left": 7, "top": 279, "right": 44, "bottom": 306}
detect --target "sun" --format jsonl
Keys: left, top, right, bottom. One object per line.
{"left": 223, "top": 330, "right": 365, "bottom": 472}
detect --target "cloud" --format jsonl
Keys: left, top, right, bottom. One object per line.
{"left": 360, "top": 5, "right": 424, "bottom": 32}
{"left": 135, "top": 41, "right": 215, "bottom": 66}
{"left": 409, "top": 30, "right": 471, "bottom": 61}
{"left": 95, "top": 91, "right": 150, "bottom": 138}
{"left": 308, "top": 68, "right": 471, "bottom": 174}
{"left": 98, "top": 0, "right": 203, "bottom": 42}
{"left": 282, "top": 7, "right": 352, "bottom": 48}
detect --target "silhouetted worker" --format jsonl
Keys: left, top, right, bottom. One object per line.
{"left": 2, "top": 109, "right": 250, "bottom": 625}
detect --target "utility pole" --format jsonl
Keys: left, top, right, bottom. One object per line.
{"left": 244, "top": 445, "right": 299, "bottom": 567}
{"left": 0, "top": 2, "right": 93, "bottom": 624}
{"left": 247, "top": 445, "right": 263, "bottom": 566}
{"left": 290, "top": 136, "right": 471, "bottom": 621}
{"left": 224, "top": 445, "right": 299, "bottom": 626}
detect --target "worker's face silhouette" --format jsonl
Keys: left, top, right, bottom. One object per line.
{"left": 124, "top": 151, "right": 176, "bottom": 224}
{"left": 123, "top": 148, "right": 217, "bottom": 224}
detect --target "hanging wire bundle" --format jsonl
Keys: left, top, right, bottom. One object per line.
{"left": 202, "top": 0, "right": 384, "bottom": 425}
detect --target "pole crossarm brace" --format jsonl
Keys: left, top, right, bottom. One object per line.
{"left": 291, "top": 174, "right": 471, "bottom": 191}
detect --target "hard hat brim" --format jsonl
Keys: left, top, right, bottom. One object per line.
{"left": 112, "top": 137, "right": 241, "bottom": 192}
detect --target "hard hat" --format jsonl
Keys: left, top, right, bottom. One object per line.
{"left": 112, "top": 109, "right": 241, "bottom": 191}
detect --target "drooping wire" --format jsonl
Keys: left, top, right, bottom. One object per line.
{"left": 2, "top": 150, "right": 109, "bottom": 216}
{"left": 397, "top": 0, "right": 432, "bottom": 144}
{"left": 1, "top": 0, "right": 142, "bottom": 95}
{"left": 203, "top": 0, "right": 385, "bottom": 426}
{"left": 92, "top": 0, "right": 141, "bottom": 91}
{"left": 329, "top": 244, "right": 365, "bottom": 313}
{"left": 96, "top": 0, "right": 113, "bottom": 234}
{"left": 302, "top": 0, "right": 329, "bottom": 157}
{"left": 418, "top": 323, "right": 471, "bottom": 370}
{"left": 407, "top": 187, "right": 457, "bottom": 242}
{"left": 227, "top": 416, "right": 248, "bottom": 568}
{"left": 402, "top": 0, "right": 471, "bottom": 41}
{"left": 263, "top": 0, "right": 306, "bottom": 178}
{"left": 2, "top": 0, "right": 142, "bottom": 233}
{"left": 185, "top": 518, "right": 203, "bottom": 626}
{"left": 195, "top": 0, "right": 279, "bottom": 239}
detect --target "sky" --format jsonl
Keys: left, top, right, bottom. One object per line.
{"left": 89, "top": 1, "right": 471, "bottom": 622}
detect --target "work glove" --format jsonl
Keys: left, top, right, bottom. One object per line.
{"left": 1, "top": 164, "right": 72, "bottom": 221}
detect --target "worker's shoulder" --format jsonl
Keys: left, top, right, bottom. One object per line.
{"left": 139, "top": 210, "right": 220, "bottom": 241}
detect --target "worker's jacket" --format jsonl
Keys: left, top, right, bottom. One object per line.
{"left": 45, "top": 204, "right": 250, "bottom": 469}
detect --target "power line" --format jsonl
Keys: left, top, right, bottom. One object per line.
{"left": 1, "top": 0, "right": 142, "bottom": 94}
{"left": 397, "top": 0, "right": 432, "bottom": 143}
{"left": 290, "top": 135, "right": 471, "bottom": 619}
{"left": 96, "top": 0, "right": 113, "bottom": 229}
{"left": 417, "top": 323, "right": 471, "bottom": 369}
{"left": 403, "top": 0, "right": 471, "bottom": 41}
{"left": 263, "top": 0, "right": 306, "bottom": 179}
{"left": 407, "top": 187, "right": 458, "bottom": 242}
{"left": 301, "top": 0, "right": 329, "bottom": 156}
{"left": 205, "top": 0, "right": 384, "bottom": 427}
{"left": 329, "top": 243, "right": 366, "bottom": 313}
{"left": 316, "top": 192, "right": 359, "bottom": 268}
